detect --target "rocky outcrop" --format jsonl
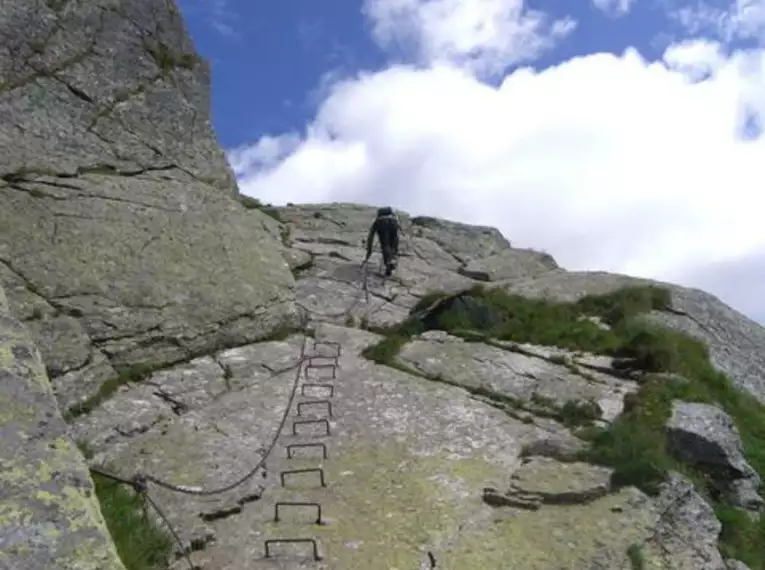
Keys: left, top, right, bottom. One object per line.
{"left": 6, "top": 191, "right": 763, "bottom": 568}
{"left": 0, "top": 0, "right": 298, "bottom": 411}
{"left": 497, "top": 270, "right": 765, "bottom": 405}
{"left": 3, "top": 3, "right": 765, "bottom": 569}
{"left": 68, "top": 322, "right": 742, "bottom": 569}
{"left": 398, "top": 330, "right": 637, "bottom": 424}
{"left": 0, "top": 284, "right": 125, "bottom": 570}
{"left": 271, "top": 202, "right": 765, "bottom": 406}
{"left": 666, "top": 401, "right": 763, "bottom": 511}
{"left": 459, "top": 248, "right": 558, "bottom": 281}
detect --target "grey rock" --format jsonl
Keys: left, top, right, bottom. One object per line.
{"left": 459, "top": 247, "right": 558, "bottom": 281}
{"left": 494, "top": 269, "right": 765, "bottom": 405}
{"left": 408, "top": 214, "right": 513, "bottom": 261}
{"left": 398, "top": 332, "right": 640, "bottom": 424}
{"left": 642, "top": 472, "right": 728, "bottom": 570}
{"left": 0, "top": 284, "right": 126, "bottom": 570}
{"left": 666, "top": 401, "right": 763, "bottom": 511}
{"left": 0, "top": 0, "right": 298, "bottom": 408}
{"left": 726, "top": 560, "right": 753, "bottom": 570}
{"left": 520, "top": 433, "right": 588, "bottom": 461}
{"left": 506, "top": 456, "right": 613, "bottom": 506}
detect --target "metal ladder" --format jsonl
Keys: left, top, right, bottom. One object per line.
{"left": 263, "top": 340, "right": 342, "bottom": 563}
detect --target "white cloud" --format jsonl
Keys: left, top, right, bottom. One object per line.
{"left": 668, "top": 0, "right": 765, "bottom": 43}
{"left": 232, "top": 37, "right": 765, "bottom": 319}
{"left": 592, "top": 0, "right": 637, "bottom": 17}
{"left": 362, "top": 0, "right": 576, "bottom": 77}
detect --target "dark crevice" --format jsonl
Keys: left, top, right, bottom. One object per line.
{"left": 152, "top": 389, "right": 189, "bottom": 415}
{"left": 52, "top": 75, "right": 95, "bottom": 104}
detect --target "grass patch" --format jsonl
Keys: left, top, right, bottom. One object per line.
{"left": 144, "top": 41, "right": 201, "bottom": 72}
{"left": 44, "top": 0, "right": 69, "bottom": 11}
{"left": 75, "top": 442, "right": 174, "bottom": 570}
{"left": 291, "top": 257, "right": 314, "bottom": 279}
{"left": 558, "top": 399, "right": 602, "bottom": 428}
{"left": 93, "top": 477, "right": 173, "bottom": 570}
{"left": 238, "top": 194, "right": 282, "bottom": 222}
{"left": 361, "top": 334, "right": 411, "bottom": 366}
{"left": 360, "top": 283, "right": 765, "bottom": 566}
{"left": 626, "top": 543, "right": 645, "bottom": 570}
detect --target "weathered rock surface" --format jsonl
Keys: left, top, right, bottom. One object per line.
{"left": 667, "top": 401, "right": 763, "bottom": 511}
{"left": 398, "top": 330, "right": 639, "bottom": 424}
{"left": 459, "top": 248, "right": 558, "bottom": 281}
{"left": 270, "top": 203, "right": 765, "bottom": 407}
{"left": 495, "top": 270, "right": 765, "bottom": 405}
{"left": 0, "top": 0, "right": 298, "bottom": 411}
{"left": 65, "top": 320, "right": 739, "bottom": 569}
{"left": 483, "top": 456, "right": 613, "bottom": 509}
{"left": 4, "top": 2, "right": 765, "bottom": 568}
{"left": 641, "top": 472, "right": 729, "bottom": 570}
{"left": 0, "top": 285, "right": 125, "bottom": 570}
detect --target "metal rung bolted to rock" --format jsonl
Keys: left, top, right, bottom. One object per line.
{"left": 287, "top": 442, "right": 328, "bottom": 459}
{"left": 274, "top": 501, "right": 324, "bottom": 524}
{"left": 308, "top": 355, "right": 339, "bottom": 367}
{"left": 264, "top": 538, "right": 322, "bottom": 561}
{"left": 301, "top": 383, "right": 334, "bottom": 398}
{"left": 312, "top": 340, "right": 341, "bottom": 358}
{"left": 297, "top": 399, "right": 333, "bottom": 418}
{"left": 305, "top": 362, "right": 337, "bottom": 379}
{"left": 280, "top": 468, "right": 327, "bottom": 487}
{"left": 292, "top": 418, "right": 331, "bottom": 436}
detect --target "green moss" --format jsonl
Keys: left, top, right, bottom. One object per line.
{"left": 263, "top": 439, "right": 507, "bottom": 569}
{"left": 291, "top": 257, "right": 314, "bottom": 279}
{"left": 144, "top": 41, "right": 201, "bottom": 73}
{"left": 238, "top": 194, "right": 283, "bottom": 222}
{"left": 558, "top": 399, "right": 602, "bottom": 428}
{"left": 44, "top": 0, "right": 70, "bottom": 12}
{"left": 72, "top": 441, "right": 173, "bottom": 569}
{"left": 361, "top": 283, "right": 765, "bottom": 566}
{"left": 627, "top": 543, "right": 645, "bottom": 570}
{"left": 92, "top": 472, "right": 173, "bottom": 570}
{"left": 63, "top": 363, "right": 158, "bottom": 421}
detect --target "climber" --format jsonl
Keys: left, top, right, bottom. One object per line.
{"left": 363, "top": 206, "right": 400, "bottom": 277}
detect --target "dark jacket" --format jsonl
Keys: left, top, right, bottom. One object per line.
{"left": 366, "top": 207, "right": 399, "bottom": 262}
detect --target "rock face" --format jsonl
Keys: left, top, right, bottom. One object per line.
{"left": 7, "top": 199, "right": 765, "bottom": 569}
{"left": 275, "top": 203, "right": 765, "bottom": 405}
{"left": 4, "top": 3, "right": 765, "bottom": 569}
{"left": 498, "top": 270, "right": 765, "bottom": 405}
{"left": 0, "top": 284, "right": 125, "bottom": 570}
{"left": 67, "top": 324, "right": 733, "bottom": 570}
{"left": 667, "top": 401, "right": 763, "bottom": 510}
{"left": 0, "top": 0, "right": 298, "bottom": 412}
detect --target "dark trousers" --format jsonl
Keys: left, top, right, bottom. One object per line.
{"left": 381, "top": 244, "right": 397, "bottom": 276}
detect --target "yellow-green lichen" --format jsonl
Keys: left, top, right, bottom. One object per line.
{"left": 262, "top": 438, "right": 657, "bottom": 569}
{"left": 446, "top": 488, "right": 655, "bottom": 569}
{"left": 0, "top": 500, "right": 33, "bottom": 528}
{"left": 262, "top": 439, "right": 507, "bottom": 569}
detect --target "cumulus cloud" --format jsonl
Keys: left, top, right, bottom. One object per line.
{"left": 230, "top": 2, "right": 765, "bottom": 321}
{"left": 668, "top": 0, "right": 765, "bottom": 43}
{"left": 592, "top": 0, "right": 637, "bottom": 17}
{"left": 362, "top": 0, "right": 576, "bottom": 77}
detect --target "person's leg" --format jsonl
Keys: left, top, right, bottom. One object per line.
{"left": 382, "top": 244, "right": 393, "bottom": 276}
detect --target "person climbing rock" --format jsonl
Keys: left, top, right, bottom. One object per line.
{"left": 364, "top": 206, "right": 400, "bottom": 277}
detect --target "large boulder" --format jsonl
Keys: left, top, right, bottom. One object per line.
{"left": 0, "top": 0, "right": 298, "bottom": 410}
{"left": 0, "top": 284, "right": 125, "bottom": 570}
{"left": 666, "top": 401, "right": 763, "bottom": 511}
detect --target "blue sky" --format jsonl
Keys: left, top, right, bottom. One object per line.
{"left": 176, "top": 0, "right": 764, "bottom": 323}
{"left": 178, "top": 0, "right": 387, "bottom": 148}
{"left": 178, "top": 0, "right": 760, "bottom": 149}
